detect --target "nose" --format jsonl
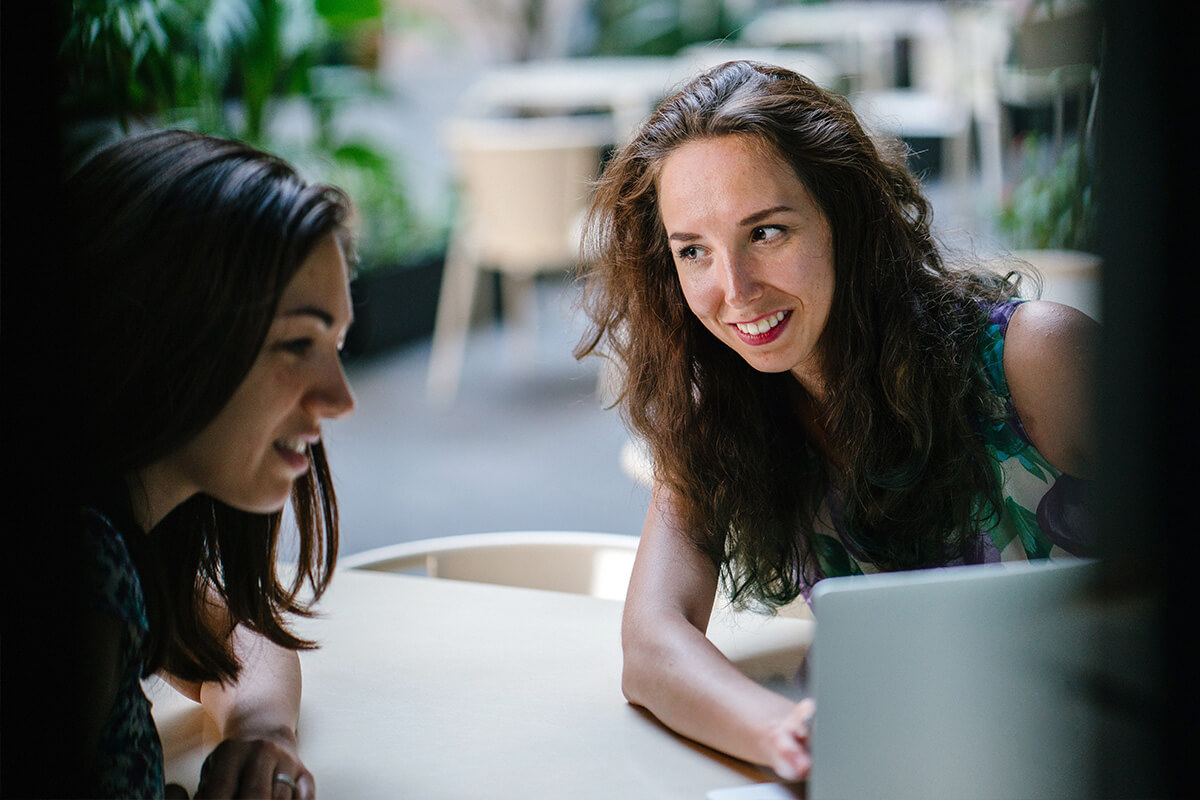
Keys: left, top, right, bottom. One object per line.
{"left": 719, "top": 249, "right": 762, "bottom": 308}
{"left": 308, "top": 355, "right": 356, "bottom": 420}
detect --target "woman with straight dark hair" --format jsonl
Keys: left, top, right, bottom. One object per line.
{"left": 45, "top": 129, "right": 356, "bottom": 798}
{"left": 575, "top": 61, "right": 1097, "bottom": 780}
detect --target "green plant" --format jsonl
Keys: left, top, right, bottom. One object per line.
{"left": 59, "top": 0, "right": 446, "bottom": 266}
{"left": 60, "top": 0, "right": 320, "bottom": 140}
{"left": 999, "top": 133, "right": 1096, "bottom": 251}
{"left": 321, "top": 141, "right": 446, "bottom": 267}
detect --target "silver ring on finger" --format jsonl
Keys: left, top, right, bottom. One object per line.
{"left": 274, "top": 773, "right": 299, "bottom": 791}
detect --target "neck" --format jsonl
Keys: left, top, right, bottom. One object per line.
{"left": 125, "top": 462, "right": 194, "bottom": 532}
{"left": 789, "top": 357, "right": 829, "bottom": 407}
{"left": 788, "top": 377, "right": 839, "bottom": 468}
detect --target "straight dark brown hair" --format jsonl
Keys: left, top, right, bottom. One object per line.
{"left": 63, "top": 129, "right": 352, "bottom": 681}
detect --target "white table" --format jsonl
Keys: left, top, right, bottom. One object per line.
{"left": 740, "top": 1, "right": 953, "bottom": 91}
{"left": 460, "top": 56, "right": 692, "bottom": 141}
{"left": 150, "top": 569, "right": 814, "bottom": 799}
{"left": 459, "top": 52, "right": 839, "bottom": 143}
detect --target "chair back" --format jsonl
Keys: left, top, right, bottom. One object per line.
{"left": 445, "top": 115, "right": 613, "bottom": 275}
{"left": 341, "top": 530, "right": 640, "bottom": 600}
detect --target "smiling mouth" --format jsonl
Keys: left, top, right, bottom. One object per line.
{"left": 274, "top": 437, "right": 315, "bottom": 472}
{"left": 733, "top": 310, "right": 789, "bottom": 336}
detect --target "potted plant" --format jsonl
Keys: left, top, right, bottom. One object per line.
{"left": 994, "top": 1, "right": 1102, "bottom": 317}
{"left": 59, "top": 0, "right": 450, "bottom": 358}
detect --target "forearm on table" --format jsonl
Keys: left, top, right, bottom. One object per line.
{"left": 622, "top": 611, "right": 797, "bottom": 767}
{"left": 199, "top": 627, "right": 302, "bottom": 742}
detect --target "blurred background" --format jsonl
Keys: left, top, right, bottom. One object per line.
{"left": 6, "top": 3, "right": 1191, "bottom": 793}
{"left": 49, "top": 0, "right": 1104, "bottom": 557}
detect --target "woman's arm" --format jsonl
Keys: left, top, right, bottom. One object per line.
{"left": 163, "top": 616, "right": 315, "bottom": 798}
{"left": 1003, "top": 300, "right": 1100, "bottom": 478}
{"left": 622, "top": 484, "right": 815, "bottom": 780}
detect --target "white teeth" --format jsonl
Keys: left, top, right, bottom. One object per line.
{"left": 278, "top": 438, "right": 308, "bottom": 454}
{"left": 735, "top": 311, "right": 786, "bottom": 335}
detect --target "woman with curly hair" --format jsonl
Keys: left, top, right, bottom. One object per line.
{"left": 22, "top": 129, "right": 356, "bottom": 798}
{"left": 575, "top": 61, "right": 1097, "bottom": 781}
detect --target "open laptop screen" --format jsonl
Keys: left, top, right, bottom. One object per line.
{"left": 808, "top": 558, "right": 1102, "bottom": 800}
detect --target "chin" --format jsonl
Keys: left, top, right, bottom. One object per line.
{"left": 750, "top": 361, "right": 795, "bottom": 374}
{"left": 226, "top": 489, "right": 294, "bottom": 515}
{"left": 738, "top": 352, "right": 797, "bottom": 374}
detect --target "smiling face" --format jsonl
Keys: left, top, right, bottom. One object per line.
{"left": 137, "top": 233, "right": 356, "bottom": 526}
{"left": 658, "top": 135, "right": 836, "bottom": 396}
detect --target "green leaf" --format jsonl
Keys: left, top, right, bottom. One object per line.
{"left": 316, "top": 0, "right": 382, "bottom": 30}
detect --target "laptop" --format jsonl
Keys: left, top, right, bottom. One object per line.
{"left": 806, "top": 557, "right": 1104, "bottom": 800}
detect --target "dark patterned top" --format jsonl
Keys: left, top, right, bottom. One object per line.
{"left": 803, "top": 300, "right": 1092, "bottom": 593}
{"left": 79, "top": 507, "right": 166, "bottom": 798}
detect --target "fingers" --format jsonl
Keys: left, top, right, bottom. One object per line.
{"left": 791, "top": 697, "right": 817, "bottom": 739}
{"left": 268, "top": 769, "right": 315, "bottom": 800}
{"left": 768, "top": 698, "right": 817, "bottom": 781}
{"left": 288, "top": 767, "right": 312, "bottom": 800}
{"left": 292, "top": 772, "right": 316, "bottom": 800}
{"left": 768, "top": 731, "right": 810, "bottom": 782}
{"left": 195, "top": 738, "right": 315, "bottom": 799}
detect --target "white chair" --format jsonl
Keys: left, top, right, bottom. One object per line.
{"left": 340, "top": 530, "right": 641, "bottom": 601}
{"left": 739, "top": 1, "right": 952, "bottom": 93}
{"left": 846, "top": 1, "right": 1042, "bottom": 226}
{"left": 677, "top": 43, "right": 840, "bottom": 91}
{"left": 426, "top": 114, "right": 613, "bottom": 406}
{"left": 846, "top": 5, "right": 981, "bottom": 220}
{"left": 994, "top": 1, "right": 1101, "bottom": 153}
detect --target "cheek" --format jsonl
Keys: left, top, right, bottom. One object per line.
{"left": 798, "top": 254, "right": 836, "bottom": 311}
{"left": 218, "top": 366, "right": 295, "bottom": 437}
{"left": 676, "top": 272, "right": 719, "bottom": 318}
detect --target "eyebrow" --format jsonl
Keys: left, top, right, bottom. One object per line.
{"left": 666, "top": 205, "right": 796, "bottom": 242}
{"left": 740, "top": 205, "right": 794, "bottom": 226}
{"left": 280, "top": 306, "right": 336, "bottom": 327}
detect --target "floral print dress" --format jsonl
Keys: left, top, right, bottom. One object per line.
{"left": 805, "top": 300, "right": 1092, "bottom": 591}
{"left": 78, "top": 507, "right": 166, "bottom": 798}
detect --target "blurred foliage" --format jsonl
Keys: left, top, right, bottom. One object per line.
{"left": 58, "top": 0, "right": 445, "bottom": 268}
{"left": 584, "top": 0, "right": 739, "bottom": 56}
{"left": 59, "top": 0, "right": 320, "bottom": 140}
{"left": 315, "top": 0, "right": 381, "bottom": 32}
{"left": 998, "top": 135, "right": 1096, "bottom": 252}
{"left": 322, "top": 141, "right": 443, "bottom": 267}
{"left": 997, "top": 2, "right": 1100, "bottom": 252}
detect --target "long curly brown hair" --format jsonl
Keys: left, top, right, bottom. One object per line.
{"left": 575, "top": 61, "right": 1024, "bottom": 609}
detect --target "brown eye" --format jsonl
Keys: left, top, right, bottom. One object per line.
{"left": 751, "top": 225, "right": 784, "bottom": 242}
{"left": 281, "top": 338, "right": 314, "bottom": 357}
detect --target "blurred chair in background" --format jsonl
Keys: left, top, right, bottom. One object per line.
{"left": 340, "top": 527, "right": 814, "bottom": 619}
{"left": 738, "top": 0, "right": 952, "bottom": 93}
{"left": 677, "top": 43, "right": 840, "bottom": 91}
{"left": 456, "top": 56, "right": 685, "bottom": 143}
{"left": 739, "top": 1, "right": 991, "bottom": 221}
{"left": 994, "top": 1, "right": 1101, "bottom": 154}
{"left": 426, "top": 114, "right": 613, "bottom": 406}
{"left": 340, "top": 530, "right": 640, "bottom": 600}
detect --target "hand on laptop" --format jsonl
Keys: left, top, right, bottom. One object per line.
{"left": 763, "top": 697, "right": 816, "bottom": 781}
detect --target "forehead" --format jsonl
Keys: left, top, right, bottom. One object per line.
{"left": 657, "top": 135, "right": 806, "bottom": 222}
{"left": 277, "top": 233, "right": 352, "bottom": 318}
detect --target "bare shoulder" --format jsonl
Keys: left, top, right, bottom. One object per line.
{"left": 1002, "top": 300, "right": 1099, "bottom": 477}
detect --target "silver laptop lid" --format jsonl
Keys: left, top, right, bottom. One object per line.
{"left": 808, "top": 558, "right": 1102, "bottom": 800}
